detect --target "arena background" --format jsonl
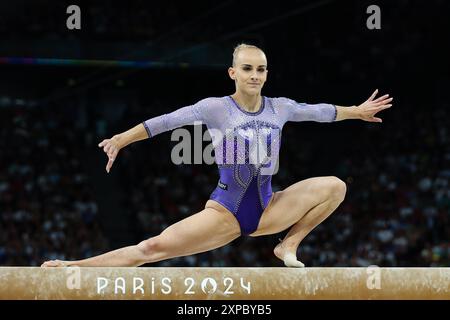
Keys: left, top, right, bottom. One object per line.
{"left": 0, "top": 0, "right": 448, "bottom": 268}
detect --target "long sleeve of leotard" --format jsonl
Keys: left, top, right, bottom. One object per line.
{"left": 273, "top": 97, "right": 337, "bottom": 123}
{"left": 142, "top": 97, "right": 220, "bottom": 138}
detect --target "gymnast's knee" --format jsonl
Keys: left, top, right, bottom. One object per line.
{"left": 137, "top": 237, "right": 163, "bottom": 259}
{"left": 327, "top": 176, "right": 347, "bottom": 202}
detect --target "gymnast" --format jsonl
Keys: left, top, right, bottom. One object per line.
{"left": 42, "top": 43, "right": 392, "bottom": 268}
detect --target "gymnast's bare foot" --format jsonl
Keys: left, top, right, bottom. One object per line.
{"left": 273, "top": 241, "right": 305, "bottom": 268}
{"left": 41, "top": 260, "right": 69, "bottom": 267}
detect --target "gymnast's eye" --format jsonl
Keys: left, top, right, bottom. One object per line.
{"left": 242, "top": 66, "right": 252, "bottom": 71}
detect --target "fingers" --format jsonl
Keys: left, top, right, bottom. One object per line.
{"left": 105, "top": 147, "right": 116, "bottom": 172}
{"left": 98, "top": 139, "right": 109, "bottom": 148}
{"left": 98, "top": 140, "right": 118, "bottom": 156}
{"left": 108, "top": 146, "right": 119, "bottom": 159}
{"left": 99, "top": 139, "right": 115, "bottom": 155}
{"left": 373, "top": 94, "right": 389, "bottom": 103}
{"left": 106, "top": 158, "right": 114, "bottom": 173}
{"left": 99, "top": 140, "right": 112, "bottom": 155}
{"left": 374, "top": 97, "right": 393, "bottom": 106}
{"left": 367, "top": 104, "right": 392, "bottom": 118}
{"left": 104, "top": 143, "right": 113, "bottom": 155}
{"left": 367, "top": 89, "right": 378, "bottom": 101}
{"left": 98, "top": 138, "right": 120, "bottom": 173}
{"left": 103, "top": 143, "right": 111, "bottom": 155}
{"left": 362, "top": 91, "right": 393, "bottom": 123}
{"left": 106, "top": 149, "right": 118, "bottom": 173}
{"left": 365, "top": 97, "right": 392, "bottom": 109}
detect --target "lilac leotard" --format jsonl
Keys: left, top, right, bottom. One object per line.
{"left": 143, "top": 96, "right": 336, "bottom": 236}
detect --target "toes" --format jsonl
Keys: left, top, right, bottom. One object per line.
{"left": 292, "top": 260, "right": 305, "bottom": 268}
{"left": 41, "top": 261, "right": 53, "bottom": 267}
{"left": 283, "top": 253, "right": 305, "bottom": 268}
{"left": 41, "top": 260, "right": 64, "bottom": 267}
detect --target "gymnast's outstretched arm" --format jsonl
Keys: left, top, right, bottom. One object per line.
{"left": 97, "top": 98, "right": 214, "bottom": 173}
{"left": 281, "top": 89, "right": 392, "bottom": 124}
{"left": 335, "top": 89, "right": 393, "bottom": 121}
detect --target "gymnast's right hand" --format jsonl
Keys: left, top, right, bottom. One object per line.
{"left": 98, "top": 135, "right": 122, "bottom": 173}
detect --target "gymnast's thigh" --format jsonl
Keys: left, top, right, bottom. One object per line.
{"left": 249, "top": 176, "right": 334, "bottom": 237}
{"left": 157, "top": 200, "right": 241, "bottom": 256}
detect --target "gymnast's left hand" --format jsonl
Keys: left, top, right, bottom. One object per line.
{"left": 98, "top": 135, "right": 122, "bottom": 173}
{"left": 356, "top": 89, "right": 393, "bottom": 123}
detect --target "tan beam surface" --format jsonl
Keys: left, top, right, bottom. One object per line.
{"left": 0, "top": 267, "right": 448, "bottom": 300}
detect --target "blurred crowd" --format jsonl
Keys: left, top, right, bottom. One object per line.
{"left": 0, "top": 104, "right": 109, "bottom": 266}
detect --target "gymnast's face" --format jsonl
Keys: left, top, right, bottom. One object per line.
{"left": 228, "top": 48, "right": 268, "bottom": 96}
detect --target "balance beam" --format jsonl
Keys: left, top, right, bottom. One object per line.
{"left": 0, "top": 267, "right": 448, "bottom": 300}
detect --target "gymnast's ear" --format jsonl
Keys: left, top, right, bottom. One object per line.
{"left": 228, "top": 67, "right": 236, "bottom": 81}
